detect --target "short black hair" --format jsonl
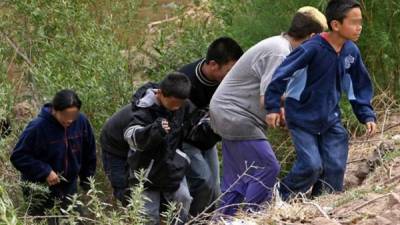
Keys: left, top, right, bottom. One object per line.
{"left": 160, "top": 72, "right": 191, "bottom": 99}
{"left": 288, "top": 12, "right": 325, "bottom": 40}
{"left": 205, "top": 37, "right": 243, "bottom": 65}
{"left": 52, "top": 89, "right": 82, "bottom": 111}
{"left": 326, "top": 0, "right": 361, "bottom": 30}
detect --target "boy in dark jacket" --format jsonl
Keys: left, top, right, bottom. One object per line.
{"left": 178, "top": 37, "right": 243, "bottom": 216}
{"left": 10, "top": 90, "right": 96, "bottom": 217}
{"left": 102, "top": 72, "right": 192, "bottom": 224}
{"left": 265, "top": 0, "right": 377, "bottom": 200}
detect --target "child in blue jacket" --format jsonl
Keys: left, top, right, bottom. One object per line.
{"left": 10, "top": 90, "right": 96, "bottom": 217}
{"left": 265, "top": 0, "right": 377, "bottom": 200}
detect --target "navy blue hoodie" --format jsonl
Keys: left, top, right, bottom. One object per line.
{"left": 265, "top": 34, "right": 376, "bottom": 134}
{"left": 10, "top": 104, "right": 96, "bottom": 189}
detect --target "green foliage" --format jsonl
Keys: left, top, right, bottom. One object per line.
{"left": 210, "top": 0, "right": 326, "bottom": 49}
{"left": 358, "top": 0, "right": 400, "bottom": 98}
{"left": 334, "top": 188, "right": 369, "bottom": 207}
{"left": 125, "top": 170, "right": 148, "bottom": 225}
{"left": 268, "top": 129, "right": 295, "bottom": 176}
{"left": 0, "top": 46, "right": 14, "bottom": 120}
{"left": 0, "top": 0, "right": 137, "bottom": 130}
{"left": 145, "top": 15, "right": 225, "bottom": 81}
{"left": 0, "top": 184, "right": 20, "bottom": 225}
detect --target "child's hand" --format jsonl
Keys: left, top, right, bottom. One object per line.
{"left": 46, "top": 170, "right": 60, "bottom": 186}
{"left": 279, "top": 107, "right": 286, "bottom": 127}
{"left": 265, "top": 113, "right": 281, "bottom": 128}
{"left": 366, "top": 121, "right": 377, "bottom": 136}
{"left": 161, "top": 119, "right": 171, "bottom": 133}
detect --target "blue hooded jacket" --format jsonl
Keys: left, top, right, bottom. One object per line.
{"left": 10, "top": 104, "right": 96, "bottom": 189}
{"left": 265, "top": 34, "right": 376, "bottom": 134}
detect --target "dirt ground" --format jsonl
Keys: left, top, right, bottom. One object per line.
{"left": 214, "top": 112, "right": 400, "bottom": 225}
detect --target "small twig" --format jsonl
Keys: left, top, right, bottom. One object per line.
{"left": 347, "top": 158, "right": 366, "bottom": 164}
{"left": 384, "top": 174, "right": 400, "bottom": 185}
{"left": 0, "top": 29, "right": 40, "bottom": 103}
{"left": 274, "top": 219, "right": 304, "bottom": 225}
{"left": 383, "top": 122, "right": 400, "bottom": 133}
{"left": 350, "top": 138, "right": 381, "bottom": 144}
{"left": 0, "top": 30, "right": 34, "bottom": 67}
{"left": 352, "top": 193, "right": 391, "bottom": 212}
{"left": 148, "top": 16, "right": 179, "bottom": 29}
{"left": 380, "top": 109, "right": 390, "bottom": 139}
{"left": 21, "top": 214, "right": 97, "bottom": 223}
{"left": 186, "top": 163, "right": 257, "bottom": 225}
{"left": 302, "top": 199, "right": 330, "bottom": 220}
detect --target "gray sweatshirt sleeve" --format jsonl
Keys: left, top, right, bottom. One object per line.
{"left": 251, "top": 54, "right": 287, "bottom": 96}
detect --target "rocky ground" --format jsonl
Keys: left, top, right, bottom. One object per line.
{"left": 211, "top": 111, "right": 400, "bottom": 225}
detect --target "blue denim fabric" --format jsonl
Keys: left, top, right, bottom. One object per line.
{"left": 143, "top": 178, "right": 192, "bottom": 225}
{"left": 280, "top": 122, "right": 349, "bottom": 200}
{"left": 182, "top": 142, "right": 220, "bottom": 216}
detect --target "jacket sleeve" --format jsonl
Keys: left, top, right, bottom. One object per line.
{"left": 347, "top": 51, "right": 376, "bottom": 123}
{"left": 79, "top": 116, "right": 97, "bottom": 190}
{"left": 124, "top": 112, "right": 167, "bottom": 152}
{"left": 10, "top": 122, "right": 52, "bottom": 182}
{"left": 264, "top": 45, "right": 314, "bottom": 113}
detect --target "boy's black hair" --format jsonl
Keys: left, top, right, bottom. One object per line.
{"left": 52, "top": 89, "right": 82, "bottom": 111}
{"left": 326, "top": 0, "right": 361, "bottom": 30}
{"left": 205, "top": 37, "right": 243, "bottom": 65}
{"left": 287, "top": 12, "right": 325, "bottom": 40}
{"left": 160, "top": 72, "right": 191, "bottom": 99}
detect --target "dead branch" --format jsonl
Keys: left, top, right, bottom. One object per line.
{"left": 352, "top": 193, "right": 391, "bottom": 212}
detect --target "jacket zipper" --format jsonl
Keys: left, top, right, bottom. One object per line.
{"left": 64, "top": 128, "right": 69, "bottom": 179}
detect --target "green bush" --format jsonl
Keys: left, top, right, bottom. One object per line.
{"left": 0, "top": 0, "right": 138, "bottom": 130}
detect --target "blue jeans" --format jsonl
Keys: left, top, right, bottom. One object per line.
{"left": 101, "top": 150, "right": 129, "bottom": 206}
{"left": 143, "top": 178, "right": 192, "bottom": 225}
{"left": 280, "top": 122, "right": 349, "bottom": 200}
{"left": 182, "top": 142, "right": 220, "bottom": 216}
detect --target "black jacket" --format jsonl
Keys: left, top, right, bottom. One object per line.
{"left": 178, "top": 59, "right": 221, "bottom": 149}
{"left": 124, "top": 83, "right": 192, "bottom": 192}
{"left": 100, "top": 83, "right": 161, "bottom": 158}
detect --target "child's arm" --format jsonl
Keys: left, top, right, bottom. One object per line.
{"left": 264, "top": 46, "right": 315, "bottom": 127}
{"left": 124, "top": 114, "right": 168, "bottom": 153}
{"left": 347, "top": 51, "right": 377, "bottom": 134}
{"left": 10, "top": 124, "right": 53, "bottom": 182}
{"left": 253, "top": 54, "right": 288, "bottom": 108}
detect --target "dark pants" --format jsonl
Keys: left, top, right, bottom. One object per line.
{"left": 220, "top": 139, "right": 280, "bottom": 215}
{"left": 280, "top": 122, "right": 349, "bottom": 200}
{"left": 101, "top": 150, "right": 129, "bottom": 206}
{"left": 183, "top": 143, "right": 220, "bottom": 216}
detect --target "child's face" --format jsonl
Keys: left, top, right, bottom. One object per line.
{"left": 159, "top": 93, "right": 185, "bottom": 112}
{"left": 53, "top": 107, "right": 79, "bottom": 128}
{"left": 337, "top": 7, "right": 363, "bottom": 41}
{"left": 208, "top": 60, "right": 237, "bottom": 82}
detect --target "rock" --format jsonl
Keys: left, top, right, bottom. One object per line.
{"left": 382, "top": 209, "right": 400, "bottom": 219}
{"left": 375, "top": 216, "right": 392, "bottom": 225}
{"left": 394, "top": 184, "right": 400, "bottom": 193}
{"left": 355, "top": 163, "right": 371, "bottom": 180}
{"left": 392, "top": 134, "right": 400, "bottom": 141}
{"left": 345, "top": 174, "right": 361, "bottom": 189}
{"left": 311, "top": 217, "right": 340, "bottom": 225}
{"left": 13, "top": 101, "right": 34, "bottom": 121}
{"left": 388, "top": 193, "right": 400, "bottom": 207}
